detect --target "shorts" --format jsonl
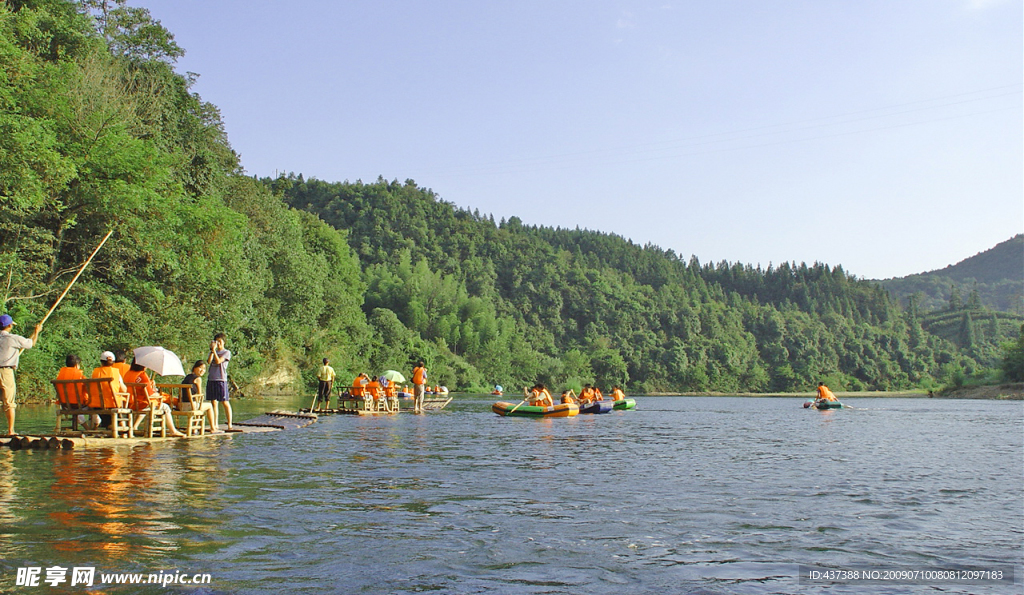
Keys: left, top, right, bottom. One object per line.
{"left": 206, "top": 380, "right": 230, "bottom": 402}
{"left": 0, "top": 368, "right": 16, "bottom": 412}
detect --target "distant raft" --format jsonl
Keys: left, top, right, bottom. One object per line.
{"left": 492, "top": 401, "right": 579, "bottom": 418}
{"left": 612, "top": 398, "right": 636, "bottom": 410}
{"left": 579, "top": 401, "right": 613, "bottom": 414}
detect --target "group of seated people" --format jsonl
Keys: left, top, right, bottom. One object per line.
{"left": 523, "top": 383, "right": 628, "bottom": 407}
{"left": 56, "top": 350, "right": 217, "bottom": 436}
{"left": 324, "top": 372, "right": 393, "bottom": 402}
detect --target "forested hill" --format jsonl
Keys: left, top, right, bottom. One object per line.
{"left": 272, "top": 175, "right": 1018, "bottom": 392}
{"left": 878, "top": 235, "right": 1023, "bottom": 314}
{"left": 3, "top": 0, "right": 1016, "bottom": 398}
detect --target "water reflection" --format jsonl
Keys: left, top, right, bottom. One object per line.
{"left": 46, "top": 447, "right": 174, "bottom": 559}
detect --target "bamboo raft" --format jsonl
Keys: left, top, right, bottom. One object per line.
{"left": 302, "top": 394, "right": 453, "bottom": 415}
{"left": 1, "top": 412, "right": 317, "bottom": 450}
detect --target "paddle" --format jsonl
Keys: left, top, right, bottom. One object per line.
{"left": 507, "top": 388, "right": 531, "bottom": 414}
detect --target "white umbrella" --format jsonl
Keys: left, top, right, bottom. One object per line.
{"left": 133, "top": 346, "right": 186, "bottom": 377}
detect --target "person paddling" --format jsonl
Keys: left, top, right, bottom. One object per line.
{"left": 815, "top": 382, "right": 839, "bottom": 405}
{"left": 527, "top": 384, "right": 553, "bottom": 407}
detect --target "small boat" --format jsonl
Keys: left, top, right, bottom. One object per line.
{"left": 612, "top": 398, "right": 636, "bottom": 410}
{"left": 579, "top": 401, "right": 613, "bottom": 414}
{"left": 806, "top": 400, "right": 843, "bottom": 409}
{"left": 491, "top": 401, "right": 579, "bottom": 418}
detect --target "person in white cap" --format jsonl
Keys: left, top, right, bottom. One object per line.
{"left": 0, "top": 313, "right": 42, "bottom": 436}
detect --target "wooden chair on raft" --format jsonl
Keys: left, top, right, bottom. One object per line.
{"left": 339, "top": 384, "right": 376, "bottom": 412}
{"left": 159, "top": 383, "right": 207, "bottom": 436}
{"left": 125, "top": 382, "right": 169, "bottom": 438}
{"left": 52, "top": 378, "right": 133, "bottom": 438}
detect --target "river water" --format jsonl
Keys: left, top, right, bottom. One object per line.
{"left": 1, "top": 396, "right": 1021, "bottom": 594}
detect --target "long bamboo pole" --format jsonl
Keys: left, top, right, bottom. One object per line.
{"left": 38, "top": 229, "right": 114, "bottom": 327}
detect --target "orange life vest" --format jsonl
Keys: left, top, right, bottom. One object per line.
{"left": 412, "top": 366, "right": 427, "bottom": 385}
{"left": 56, "top": 367, "right": 85, "bottom": 381}
{"left": 122, "top": 368, "right": 156, "bottom": 410}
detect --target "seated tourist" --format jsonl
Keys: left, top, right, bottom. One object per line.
{"left": 56, "top": 354, "right": 95, "bottom": 429}
{"left": 56, "top": 354, "right": 85, "bottom": 381}
{"left": 350, "top": 373, "right": 370, "bottom": 395}
{"left": 365, "top": 376, "right": 383, "bottom": 400}
{"left": 527, "top": 384, "right": 553, "bottom": 407}
{"left": 181, "top": 360, "right": 217, "bottom": 432}
{"left": 122, "top": 360, "right": 185, "bottom": 437}
{"left": 560, "top": 389, "right": 577, "bottom": 405}
{"left": 90, "top": 351, "right": 127, "bottom": 427}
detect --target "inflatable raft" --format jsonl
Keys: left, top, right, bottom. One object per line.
{"left": 491, "top": 401, "right": 579, "bottom": 418}
{"left": 612, "top": 398, "right": 636, "bottom": 410}
{"left": 805, "top": 400, "right": 843, "bottom": 409}
{"left": 579, "top": 401, "right": 613, "bottom": 414}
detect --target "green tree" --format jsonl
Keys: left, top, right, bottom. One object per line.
{"left": 1001, "top": 324, "right": 1024, "bottom": 382}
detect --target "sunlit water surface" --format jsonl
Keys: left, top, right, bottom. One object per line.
{"left": 1, "top": 396, "right": 1021, "bottom": 594}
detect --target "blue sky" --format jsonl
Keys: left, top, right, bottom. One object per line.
{"left": 135, "top": 0, "right": 1022, "bottom": 279}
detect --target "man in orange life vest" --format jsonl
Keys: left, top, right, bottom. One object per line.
{"left": 412, "top": 361, "right": 427, "bottom": 413}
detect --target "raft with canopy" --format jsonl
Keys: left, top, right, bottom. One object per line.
{"left": 491, "top": 401, "right": 579, "bottom": 418}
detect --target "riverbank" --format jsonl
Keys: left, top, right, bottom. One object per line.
{"left": 938, "top": 382, "right": 1024, "bottom": 400}
{"left": 642, "top": 390, "right": 929, "bottom": 398}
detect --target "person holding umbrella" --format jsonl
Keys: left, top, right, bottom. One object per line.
{"left": 123, "top": 359, "right": 186, "bottom": 437}
{"left": 0, "top": 314, "right": 42, "bottom": 436}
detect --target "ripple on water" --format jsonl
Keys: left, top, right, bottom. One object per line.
{"left": 0, "top": 396, "right": 1020, "bottom": 594}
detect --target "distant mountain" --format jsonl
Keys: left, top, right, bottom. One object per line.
{"left": 878, "top": 235, "right": 1024, "bottom": 314}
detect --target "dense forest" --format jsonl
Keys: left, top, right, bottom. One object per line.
{"left": 2, "top": 0, "right": 1021, "bottom": 400}
{"left": 879, "top": 235, "right": 1023, "bottom": 314}
{"left": 272, "top": 175, "right": 1021, "bottom": 393}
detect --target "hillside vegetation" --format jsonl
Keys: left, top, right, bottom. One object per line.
{"left": 879, "top": 235, "right": 1023, "bottom": 314}
{"left": 2, "top": 0, "right": 1020, "bottom": 399}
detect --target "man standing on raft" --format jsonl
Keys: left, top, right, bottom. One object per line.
{"left": 207, "top": 333, "right": 233, "bottom": 431}
{"left": 412, "top": 361, "right": 427, "bottom": 413}
{"left": 315, "top": 358, "right": 335, "bottom": 412}
{"left": 0, "top": 314, "right": 41, "bottom": 436}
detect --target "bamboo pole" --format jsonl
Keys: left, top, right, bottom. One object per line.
{"left": 38, "top": 229, "right": 113, "bottom": 327}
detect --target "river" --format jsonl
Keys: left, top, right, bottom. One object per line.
{"left": 1, "top": 396, "right": 1021, "bottom": 594}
